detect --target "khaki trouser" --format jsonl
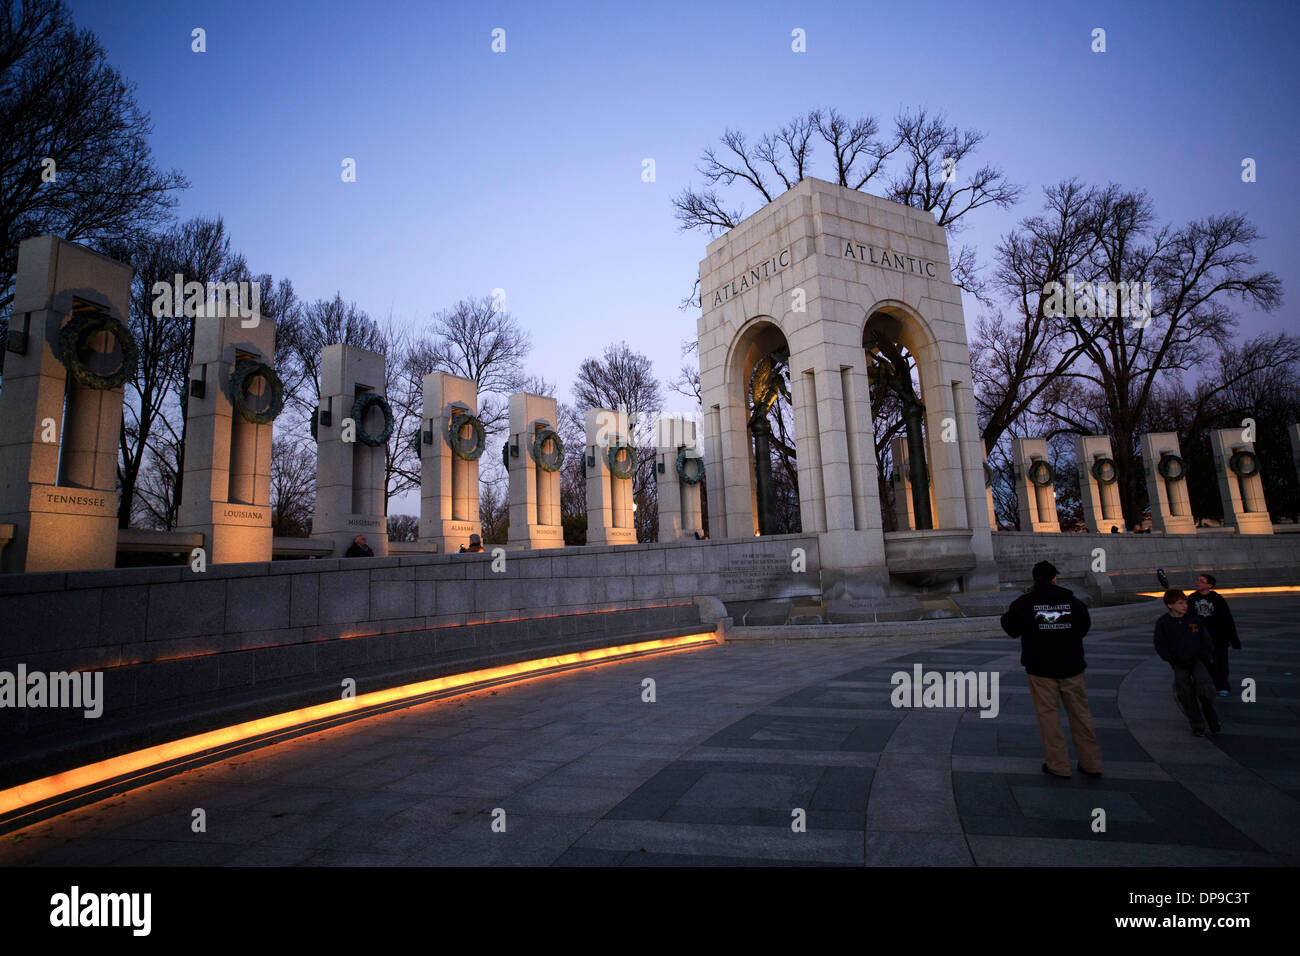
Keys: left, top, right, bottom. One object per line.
{"left": 1027, "top": 671, "right": 1103, "bottom": 776}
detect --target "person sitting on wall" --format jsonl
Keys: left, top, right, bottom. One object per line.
{"left": 1154, "top": 589, "right": 1221, "bottom": 736}
{"left": 345, "top": 534, "right": 374, "bottom": 558}
{"left": 466, "top": 534, "right": 483, "bottom": 552}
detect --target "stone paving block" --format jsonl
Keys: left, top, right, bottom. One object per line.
{"left": 864, "top": 831, "right": 974, "bottom": 866}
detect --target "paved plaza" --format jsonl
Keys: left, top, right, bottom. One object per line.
{"left": 2, "top": 595, "right": 1297, "bottom": 867}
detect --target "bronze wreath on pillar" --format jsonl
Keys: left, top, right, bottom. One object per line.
{"left": 605, "top": 442, "right": 636, "bottom": 479}
{"left": 1157, "top": 453, "right": 1186, "bottom": 481}
{"left": 676, "top": 447, "right": 705, "bottom": 485}
{"left": 1027, "top": 459, "right": 1054, "bottom": 487}
{"left": 350, "top": 393, "right": 394, "bottom": 447}
{"left": 57, "top": 311, "right": 137, "bottom": 390}
{"left": 1090, "top": 457, "right": 1118, "bottom": 485}
{"left": 1228, "top": 450, "right": 1259, "bottom": 478}
{"left": 446, "top": 411, "right": 486, "bottom": 461}
{"left": 228, "top": 361, "right": 284, "bottom": 425}
{"left": 531, "top": 428, "right": 564, "bottom": 472}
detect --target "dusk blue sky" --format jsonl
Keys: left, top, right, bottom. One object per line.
{"left": 70, "top": 0, "right": 1298, "bottom": 420}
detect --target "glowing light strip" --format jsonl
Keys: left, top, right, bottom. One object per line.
{"left": 0, "top": 633, "right": 715, "bottom": 819}
{"left": 1136, "top": 586, "right": 1300, "bottom": 598}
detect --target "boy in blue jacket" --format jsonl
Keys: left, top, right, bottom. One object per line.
{"left": 1153, "top": 589, "right": 1220, "bottom": 736}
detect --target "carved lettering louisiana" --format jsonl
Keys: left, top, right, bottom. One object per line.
{"left": 842, "top": 240, "right": 938, "bottom": 279}
{"left": 222, "top": 509, "right": 263, "bottom": 519}
{"left": 710, "top": 248, "right": 791, "bottom": 306}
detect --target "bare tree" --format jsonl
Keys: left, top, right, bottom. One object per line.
{"left": 572, "top": 342, "right": 665, "bottom": 541}
{"left": 386, "top": 514, "right": 418, "bottom": 542}
{"left": 672, "top": 107, "right": 1018, "bottom": 303}
{"left": 1046, "top": 195, "right": 1284, "bottom": 525}
{"left": 100, "top": 216, "right": 249, "bottom": 528}
{"left": 280, "top": 293, "right": 384, "bottom": 413}
{"left": 971, "top": 180, "right": 1105, "bottom": 451}
{"left": 0, "top": 0, "right": 187, "bottom": 335}
{"left": 270, "top": 437, "right": 315, "bottom": 536}
{"left": 409, "top": 295, "right": 532, "bottom": 438}
{"left": 669, "top": 339, "right": 702, "bottom": 405}
{"left": 1142, "top": 335, "right": 1300, "bottom": 524}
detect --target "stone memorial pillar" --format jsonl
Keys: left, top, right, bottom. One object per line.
{"left": 420, "top": 371, "right": 482, "bottom": 552}
{"left": 311, "top": 344, "right": 391, "bottom": 556}
{"left": 982, "top": 439, "right": 998, "bottom": 531}
{"left": 1013, "top": 437, "right": 1059, "bottom": 533}
{"left": 655, "top": 416, "right": 704, "bottom": 541}
{"left": 584, "top": 407, "right": 636, "bottom": 546}
{"left": 1210, "top": 428, "right": 1272, "bottom": 535}
{"left": 1141, "top": 432, "right": 1195, "bottom": 535}
{"left": 506, "top": 392, "right": 564, "bottom": 550}
{"left": 177, "top": 311, "right": 282, "bottom": 564}
{"left": 0, "top": 236, "right": 133, "bottom": 572}
{"left": 1075, "top": 435, "right": 1125, "bottom": 533}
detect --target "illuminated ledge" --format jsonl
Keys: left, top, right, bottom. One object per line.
{"left": 1135, "top": 586, "right": 1300, "bottom": 598}
{"left": 0, "top": 632, "right": 718, "bottom": 833}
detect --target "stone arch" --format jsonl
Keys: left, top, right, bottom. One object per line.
{"left": 862, "top": 302, "right": 941, "bottom": 531}
{"left": 860, "top": 299, "right": 938, "bottom": 362}
{"left": 724, "top": 317, "right": 799, "bottom": 536}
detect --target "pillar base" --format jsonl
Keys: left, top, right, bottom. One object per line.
{"left": 183, "top": 501, "right": 273, "bottom": 564}
{"left": 425, "top": 517, "right": 482, "bottom": 554}
{"left": 587, "top": 527, "right": 636, "bottom": 546}
{"left": 1151, "top": 514, "right": 1197, "bottom": 535}
{"left": 1228, "top": 513, "right": 1274, "bottom": 536}
{"left": 313, "top": 512, "right": 389, "bottom": 557}
{"left": 508, "top": 523, "right": 564, "bottom": 551}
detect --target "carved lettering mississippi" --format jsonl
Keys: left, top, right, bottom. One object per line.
{"left": 842, "top": 241, "right": 938, "bottom": 279}
{"left": 710, "top": 248, "right": 791, "bottom": 306}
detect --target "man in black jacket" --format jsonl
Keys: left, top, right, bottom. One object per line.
{"left": 1000, "top": 560, "right": 1103, "bottom": 779}
{"left": 1190, "top": 573, "right": 1240, "bottom": 696}
{"left": 344, "top": 534, "right": 374, "bottom": 558}
{"left": 1154, "top": 589, "right": 1221, "bottom": 736}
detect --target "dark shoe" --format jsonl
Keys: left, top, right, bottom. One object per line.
{"left": 1042, "top": 763, "right": 1070, "bottom": 778}
{"left": 1208, "top": 721, "right": 1222, "bottom": 734}
{"left": 1216, "top": 690, "right": 1230, "bottom": 697}
{"left": 1077, "top": 763, "right": 1102, "bottom": 778}
{"left": 1193, "top": 728, "right": 1207, "bottom": 737}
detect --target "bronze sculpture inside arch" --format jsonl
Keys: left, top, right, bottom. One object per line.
{"left": 748, "top": 349, "right": 790, "bottom": 535}
{"left": 868, "top": 329, "right": 933, "bottom": 530}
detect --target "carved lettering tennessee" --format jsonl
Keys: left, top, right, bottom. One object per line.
{"left": 842, "top": 240, "right": 938, "bottom": 279}
{"left": 710, "top": 248, "right": 791, "bottom": 306}
{"left": 45, "top": 493, "right": 106, "bottom": 508}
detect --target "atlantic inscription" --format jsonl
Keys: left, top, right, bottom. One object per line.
{"left": 709, "top": 248, "right": 791, "bottom": 306}
{"left": 841, "top": 240, "right": 939, "bottom": 279}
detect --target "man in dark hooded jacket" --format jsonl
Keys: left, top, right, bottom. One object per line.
{"left": 1000, "top": 560, "right": 1102, "bottom": 779}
